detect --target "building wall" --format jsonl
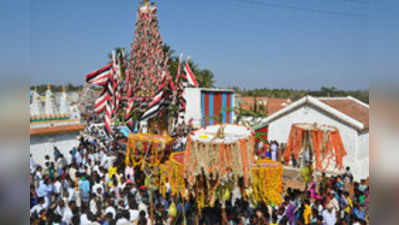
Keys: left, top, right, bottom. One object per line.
{"left": 201, "top": 90, "right": 234, "bottom": 126}
{"left": 183, "top": 88, "right": 202, "bottom": 128}
{"left": 183, "top": 88, "right": 235, "bottom": 128}
{"left": 267, "top": 104, "right": 365, "bottom": 180}
{"left": 30, "top": 132, "right": 80, "bottom": 166}
{"left": 357, "top": 132, "right": 369, "bottom": 179}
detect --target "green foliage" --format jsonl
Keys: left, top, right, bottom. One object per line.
{"left": 255, "top": 131, "right": 268, "bottom": 144}
{"left": 239, "top": 86, "right": 369, "bottom": 103}
{"left": 162, "top": 44, "right": 215, "bottom": 88}
{"left": 30, "top": 83, "right": 83, "bottom": 94}
{"left": 196, "top": 69, "right": 215, "bottom": 88}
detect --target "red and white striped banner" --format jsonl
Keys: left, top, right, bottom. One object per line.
{"left": 183, "top": 61, "right": 199, "bottom": 87}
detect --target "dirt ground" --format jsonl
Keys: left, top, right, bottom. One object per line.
{"left": 282, "top": 167, "right": 358, "bottom": 198}
{"left": 282, "top": 167, "right": 306, "bottom": 190}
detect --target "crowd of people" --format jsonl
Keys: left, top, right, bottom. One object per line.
{"left": 255, "top": 140, "right": 285, "bottom": 162}
{"left": 256, "top": 140, "right": 320, "bottom": 170}
{"left": 30, "top": 130, "right": 369, "bottom": 225}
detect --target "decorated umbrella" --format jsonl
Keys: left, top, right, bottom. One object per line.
{"left": 184, "top": 124, "right": 255, "bottom": 187}
{"left": 283, "top": 123, "right": 347, "bottom": 181}
{"left": 161, "top": 129, "right": 284, "bottom": 214}
{"left": 181, "top": 124, "right": 255, "bottom": 213}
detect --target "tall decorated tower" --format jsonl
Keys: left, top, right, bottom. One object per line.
{"left": 128, "top": 0, "right": 169, "bottom": 101}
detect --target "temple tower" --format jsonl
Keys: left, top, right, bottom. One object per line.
{"left": 59, "top": 87, "right": 70, "bottom": 116}
{"left": 44, "top": 84, "right": 57, "bottom": 116}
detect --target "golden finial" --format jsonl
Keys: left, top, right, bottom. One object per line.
{"left": 47, "top": 83, "right": 51, "bottom": 90}
{"left": 140, "top": 0, "right": 150, "bottom": 13}
{"left": 62, "top": 86, "right": 66, "bottom": 93}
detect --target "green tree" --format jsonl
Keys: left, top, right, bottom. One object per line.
{"left": 161, "top": 44, "right": 215, "bottom": 88}
{"left": 196, "top": 69, "right": 215, "bottom": 88}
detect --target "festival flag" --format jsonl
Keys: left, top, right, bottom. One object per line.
{"left": 139, "top": 98, "right": 163, "bottom": 121}
{"left": 94, "top": 92, "right": 110, "bottom": 113}
{"left": 167, "top": 76, "right": 176, "bottom": 92}
{"left": 139, "top": 74, "right": 166, "bottom": 121}
{"left": 86, "top": 63, "right": 112, "bottom": 85}
{"left": 104, "top": 102, "right": 112, "bottom": 135}
{"left": 182, "top": 59, "right": 199, "bottom": 87}
{"left": 175, "top": 53, "right": 183, "bottom": 83}
{"left": 125, "top": 98, "right": 135, "bottom": 120}
{"left": 112, "top": 50, "right": 122, "bottom": 79}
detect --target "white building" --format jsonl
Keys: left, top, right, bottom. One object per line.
{"left": 255, "top": 96, "right": 369, "bottom": 180}
{"left": 30, "top": 88, "right": 83, "bottom": 166}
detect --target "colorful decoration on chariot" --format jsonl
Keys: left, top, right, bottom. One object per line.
{"left": 83, "top": 1, "right": 200, "bottom": 136}
{"left": 251, "top": 159, "right": 283, "bottom": 205}
{"left": 283, "top": 123, "right": 347, "bottom": 171}
{"left": 85, "top": 50, "right": 124, "bottom": 135}
{"left": 184, "top": 124, "right": 255, "bottom": 187}
{"left": 127, "top": 0, "right": 169, "bottom": 108}
{"left": 125, "top": 133, "right": 173, "bottom": 168}
{"left": 160, "top": 152, "right": 185, "bottom": 197}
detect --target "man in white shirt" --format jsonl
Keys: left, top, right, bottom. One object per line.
{"left": 30, "top": 197, "right": 45, "bottom": 216}
{"left": 322, "top": 204, "right": 337, "bottom": 225}
{"left": 34, "top": 166, "right": 43, "bottom": 188}
{"left": 67, "top": 183, "right": 78, "bottom": 203}
{"left": 92, "top": 182, "right": 104, "bottom": 198}
{"left": 62, "top": 202, "right": 74, "bottom": 225}
{"left": 270, "top": 142, "right": 278, "bottom": 161}
{"left": 30, "top": 154, "right": 37, "bottom": 173}
{"left": 36, "top": 179, "right": 53, "bottom": 208}
{"left": 80, "top": 207, "right": 91, "bottom": 225}
{"left": 128, "top": 201, "right": 139, "bottom": 222}
{"left": 138, "top": 202, "right": 148, "bottom": 217}
{"left": 69, "top": 165, "right": 77, "bottom": 182}
{"left": 54, "top": 177, "right": 63, "bottom": 195}
{"left": 75, "top": 149, "right": 82, "bottom": 166}
{"left": 125, "top": 165, "right": 134, "bottom": 181}
{"left": 105, "top": 199, "right": 117, "bottom": 219}
{"left": 116, "top": 211, "right": 130, "bottom": 225}
{"left": 55, "top": 200, "right": 66, "bottom": 217}
{"left": 328, "top": 192, "right": 340, "bottom": 212}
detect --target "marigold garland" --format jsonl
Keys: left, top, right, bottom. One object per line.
{"left": 125, "top": 133, "right": 173, "bottom": 167}
{"left": 283, "top": 123, "right": 347, "bottom": 171}
{"left": 251, "top": 159, "right": 283, "bottom": 205}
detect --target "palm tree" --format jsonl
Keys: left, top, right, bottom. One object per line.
{"left": 196, "top": 69, "right": 215, "bottom": 88}
{"left": 162, "top": 44, "right": 175, "bottom": 57}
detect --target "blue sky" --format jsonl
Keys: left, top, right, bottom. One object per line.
{"left": 2, "top": 0, "right": 398, "bottom": 89}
